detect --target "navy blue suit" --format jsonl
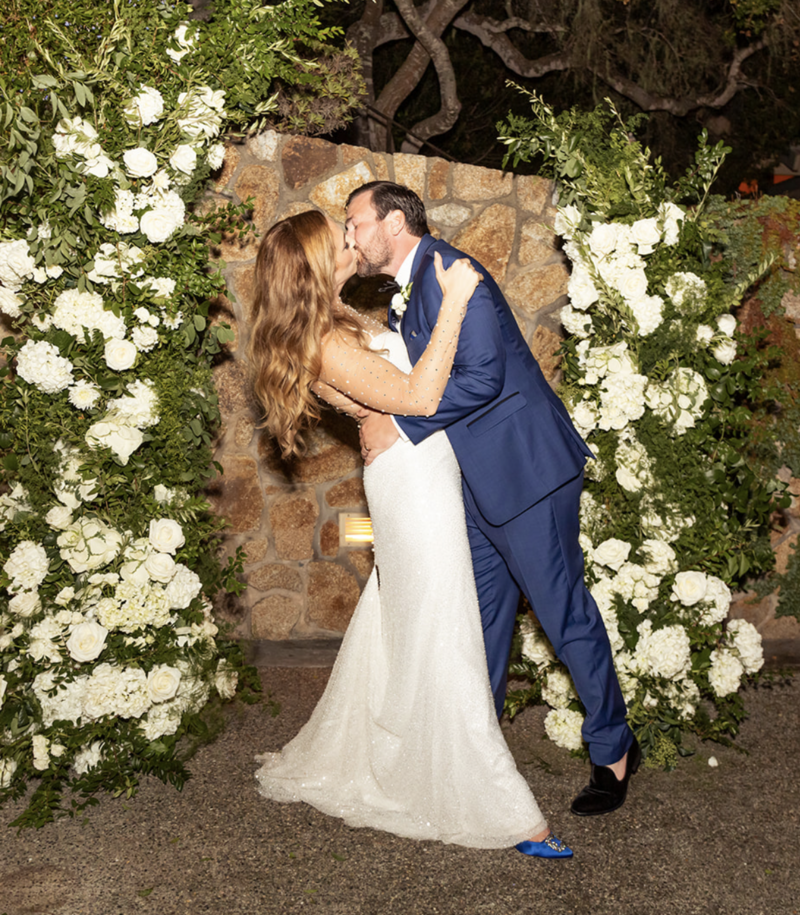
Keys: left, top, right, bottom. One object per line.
{"left": 393, "top": 235, "right": 632, "bottom": 765}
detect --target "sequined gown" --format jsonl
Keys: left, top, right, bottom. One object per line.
{"left": 255, "top": 332, "right": 546, "bottom": 848}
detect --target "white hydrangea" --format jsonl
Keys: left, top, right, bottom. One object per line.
{"left": 4, "top": 540, "right": 49, "bottom": 593}
{"left": 727, "top": 619, "right": 763, "bottom": 674}
{"left": 164, "top": 564, "right": 202, "bottom": 609}
{"left": 0, "top": 239, "right": 36, "bottom": 290}
{"left": 567, "top": 268, "right": 599, "bottom": 311}
{"left": 52, "top": 288, "right": 127, "bottom": 340}
{"left": 646, "top": 367, "right": 708, "bottom": 434}
{"left": 543, "top": 708, "right": 585, "bottom": 751}
{"left": 215, "top": 660, "right": 238, "bottom": 699}
{"left": 640, "top": 539, "right": 677, "bottom": 576}
{"left": 627, "top": 294, "right": 664, "bottom": 337}
{"left": 614, "top": 435, "right": 654, "bottom": 493}
{"left": 0, "top": 483, "right": 31, "bottom": 531}
{"left": 518, "top": 614, "right": 556, "bottom": 669}
{"left": 634, "top": 620, "right": 692, "bottom": 680}
{"left": 124, "top": 86, "right": 165, "bottom": 126}
{"left": 708, "top": 648, "right": 744, "bottom": 697}
{"left": 699, "top": 576, "right": 732, "bottom": 625}
{"left": 83, "top": 663, "right": 150, "bottom": 720}
{"left": 107, "top": 379, "right": 159, "bottom": 428}
{"left": 99, "top": 188, "right": 139, "bottom": 235}
{"left": 15, "top": 340, "right": 74, "bottom": 393}
{"left": 560, "top": 303, "right": 593, "bottom": 338}
{"left": 96, "top": 579, "right": 171, "bottom": 632}
{"left": 541, "top": 667, "right": 577, "bottom": 709}
{"left": 145, "top": 276, "right": 177, "bottom": 299}
{"left": 569, "top": 397, "right": 600, "bottom": 437}
{"left": 72, "top": 741, "right": 104, "bottom": 776}
{"left": 176, "top": 86, "right": 226, "bottom": 140}
{"left": 658, "top": 202, "right": 685, "bottom": 245}
{"left": 598, "top": 370, "right": 648, "bottom": 431}
{"left": 207, "top": 143, "right": 226, "bottom": 171}
{"left": 29, "top": 616, "right": 64, "bottom": 663}
{"left": 0, "top": 285, "right": 23, "bottom": 318}
{"left": 665, "top": 272, "right": 706, "bottom": 314}
{"left": 87, "top": 242, "right": 145, "bottom": 286}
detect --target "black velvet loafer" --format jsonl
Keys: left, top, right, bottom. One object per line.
{"left": 570, "top": 736, "right": 641, "bottom": 816}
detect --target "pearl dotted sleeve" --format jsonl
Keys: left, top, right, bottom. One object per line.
{"left": 319, "top": 259, "right": 475, "bottom": 417}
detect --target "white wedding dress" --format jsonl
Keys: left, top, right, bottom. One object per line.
{"left": 255, "top": 332, "right": 546, "bottom": 848}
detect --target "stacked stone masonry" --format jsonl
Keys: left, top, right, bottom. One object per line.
{"left": 207, "top": 132, "right": 800, "bottom": 645}
{"left": 208, "top": 133, "right": 569, "bottom": 640}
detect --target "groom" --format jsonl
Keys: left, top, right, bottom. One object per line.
{"left": 346, "top": 181, "right": 639, "bottom": 816}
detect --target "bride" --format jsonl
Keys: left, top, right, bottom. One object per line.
{"left": 248, "top": 209, "right": 572, "bottom": 858}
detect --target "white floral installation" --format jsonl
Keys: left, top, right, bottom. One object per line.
{"left": 500, "top": 94, "right": 780, "bottom": 767}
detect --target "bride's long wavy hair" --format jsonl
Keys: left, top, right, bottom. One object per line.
{"left": 248, "top": 209, "right": 368, "bottom": 458}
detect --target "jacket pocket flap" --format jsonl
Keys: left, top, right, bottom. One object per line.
{"left": 467, "top": 392, "right": 527, "bottom": 436}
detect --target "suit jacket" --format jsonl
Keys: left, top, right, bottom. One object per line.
{"left": 393, "top": 234, "right": 592, "bottom": 526}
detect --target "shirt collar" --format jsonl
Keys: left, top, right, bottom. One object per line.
{"left": 394, "top": 241, "right": 420, "bottom": 288}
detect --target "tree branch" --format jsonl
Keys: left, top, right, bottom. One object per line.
{"left": 452, "top": 10, "right": 571, "bottom": 78}
{"left": 590, "top": 38, "right": 768, "bottom": 115}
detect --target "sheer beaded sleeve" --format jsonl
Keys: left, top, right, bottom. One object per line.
{"left": 311, "top": 380, "right": 366, "bottom": 417}
{"left": 319, "top": 254, "right": 478, "bottom": 417}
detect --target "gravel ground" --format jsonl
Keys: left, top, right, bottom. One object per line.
{"left": 1, "top": 666, "right": 798, "bottom": 915}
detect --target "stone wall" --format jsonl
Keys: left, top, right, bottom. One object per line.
{"left": 207, "top": 133, "right": 569, "bottom": 640}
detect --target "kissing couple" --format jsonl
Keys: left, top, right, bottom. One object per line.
{"left": 251, "top": 181, "right": 639, "bottom": 859}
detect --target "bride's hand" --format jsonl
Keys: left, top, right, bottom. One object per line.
{"left": 434, "top": 252, "right": 482, "bottom": 309}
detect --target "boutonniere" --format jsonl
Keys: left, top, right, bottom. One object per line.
{"left": 391, "top": 282, "right": 413, "bottom": 319}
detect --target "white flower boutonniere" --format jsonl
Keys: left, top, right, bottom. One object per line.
{"left": 391, "top": 282, "right": 413, "bottom": 319}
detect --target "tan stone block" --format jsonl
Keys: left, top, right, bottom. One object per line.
{"left": 248, "top": 563, "right": 303, "bottom": 592}
{"left": 234, "top": 417, "right": 254, "bottom": 447}
{"left": 213, "top": 229, "right": 260, "bottom": 264}
{"left": 529, "top": 325, "right": 564, "bottom": 383}
{"left": 452, "top": 163, "right": 513, "bottom": 201}
{"left": 348, "top": 550, "right": 375, "bottom": 579}
{"left": 209, "top": 294, "right": 239, "bottom": 353}
{"left": 782, "top": 290, "right": 800, "bottom": 323}
{"left": 518, "top": 218, "right": 559, "bottom": 266}
{"left": 428, "top": 158, "right": 450, "bottom": 200}
{"left": 374, "top": 154, "right": 391, "bottom": 181}
{"left": 325, "top": 478, "right": 367, "bottom": 508}
{"left": 429, "top": 203, "right": 471, "bottom": 228}
{"left": 452, "top": 205, "right": 516, "bottom": 284}
{"left": 281, "top": 137, "right": 338, "bottom": 190}
{"left": 394, "top": 153, "right": 426, "bottom": 199}
{"left": 517, "top": 175, "right": 555, "bottom": 214}
{"left": 762, "top": 614, "right": 800, "bottom": 639}
{"left": 213, "top": 143, "right": 240, "bottom": 191}
{"left": 506, "top": 263, "right": 570, "bottom": 320}
{"left": 251, "top": 593, "right": 301, "bottom": 639}
{"left": 243, "top": 538, "right": 270, "bottom": 564}
{"left": 213, "top": 359, "right": 255, "bottom": 418}
{"left": 773, "top": 531, "right": 798, "bottom": 575}
{"left": 320, "top": 520, "right": 340, "bottom": 557}
{"left": 309, "top": 162, "right": 375, "bottom": 223}
{"left": 229, "top": 264, "right": 257, "bottom": 322}
{"left": 728, "top": 591, "right": 777, "bottom": 630}
{"left": 342, "top": 143, "right": 370, "bottom": 165}
{"left": 206, "top": 455, "right": 265, "bottom": 533}
{"left": 234, "top": 165, "right": 280, "bottom": 233}
{"left": 246, "top": 130, "right": 280, "bottom": 161}
{"left": 270, "top": 492, "right": 319, "bottom": 560}
{"left": 307, "top": 562, "right": 361, "bottom": 632}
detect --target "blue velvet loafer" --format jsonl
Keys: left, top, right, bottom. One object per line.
{"left": 515, "top": 833, "right": 574, "bottom": 858}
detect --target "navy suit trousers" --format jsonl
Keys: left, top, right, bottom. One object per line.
{"left": 463, "top": 471, "right": 632, "bottom": 767}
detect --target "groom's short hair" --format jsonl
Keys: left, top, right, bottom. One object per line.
{"left": 347, "top": 181, "right": 429, "bottom": 238}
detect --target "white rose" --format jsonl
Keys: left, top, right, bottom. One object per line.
{"left": 166, "top": 23, "right": 196, "bottom": 62}
{"left": 713, "top": 340, "right": 737, "bottom": 365}
{"left": 592, "top": 538, "right": 631, "bottom": 572}
{"left": 0, "top": 286, "right": 23, "bottom": 318}
{"left": 144, "top": 551, "right": 176, "bottom": 583}
{"left": 45, "top": 505, "right": 73, "bottom": 530}
{"left": 104, "top": 338, "right": 137, "bottom": 371}
{"left": 124, "top": 86, "right": 164, "bottom": 126}
{"left": 149, "top": 518, "right": 185, "bottom": 554}
{"left": 630, "top": 217, "right": 661, "bottom": 254}
{"left": 169, "top": 144, "right": 197, "bottom": 175}
{"left": 215, "top": 661, "right": 238, "bottom": 700}
{"left": 587, "top": 223, "right": 619, "bottom": 259}
{"left": 147, "top": 665, "right": 182, "bottom": 703}
{"left": 672, "top": 570, "right": 708, "bottom": 606}
{"left": 716, "top": 314, "right": 737, "bottom": 336}
{"left": 66, "top": 620, "right": 109, "bottom": 662}
{"left": 696, "top": 324, "right": 714, "bottom": 344}
{"left": 0, "top": 675, "right": 6, "bottom": 707}
{"left": 123, "top": 147, "right": 158, "bottom": 178}
{"left": 207, "top": 143, "right": 226, "bottom": 170}
{"left": 140, "top": 206, "right": 183, "bottom": 244}
{"left": 615, "top": 268, "right": 649, "bottom": 302}
{"left": 9, "top": 591, "right": 42, "bottom": 618}
{"left": 33, "top": 735, "right": 50, "bottom": 771}
{"left": 86, "top": 419, "right": 144, "bottom": 464}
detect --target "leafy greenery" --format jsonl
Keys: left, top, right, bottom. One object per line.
{"left": 0, "top": 0, "right": 361, "bottom": 826}
{"left": 499, "top": 93, "right": 788, "bottom": 765}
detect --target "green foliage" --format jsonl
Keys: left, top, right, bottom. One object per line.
{"left": 0, "top": 0, "right": 359, "bottom": 827}
{"left": 499, "top": 94, "right": 785, "bottom": 765}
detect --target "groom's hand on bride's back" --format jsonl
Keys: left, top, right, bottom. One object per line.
{"left": 360, "top": 412, "right": 400, "bottom": 465}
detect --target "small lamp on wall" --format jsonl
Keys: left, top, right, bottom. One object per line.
{"left": 339, "top": 512, "right": 374, "bottom": 547}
